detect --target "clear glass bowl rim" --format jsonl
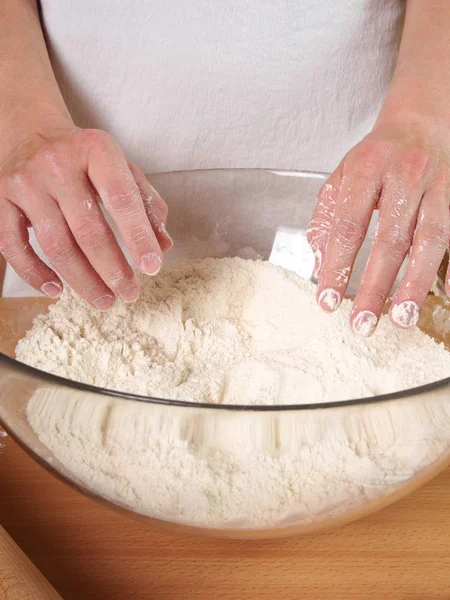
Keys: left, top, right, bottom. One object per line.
{"left": 2, "top": 167, "right": 448, "bottom": 412}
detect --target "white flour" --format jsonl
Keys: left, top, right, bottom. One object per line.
{"left": 16, "top": 258, "right": 450, "bottom": 529}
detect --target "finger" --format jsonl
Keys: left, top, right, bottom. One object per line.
{"left": 316, "top": 164, "right": 382, "bottom": 312}
{"left": 0, "top": 199, "right": 62, "bottom": 297}
{"left": 86, "top": 136, "right": 162, "bottom": 275}
{"left": 307, "top": 168, "right": 341, "bottom": 278}
{"left": 54, "top": 175, "right": 140, "bottom": 302}
{"left": 389, "top": 190, "right": 449, "bottom": 329}
{"left": 128, "top": 163, "right": 173, "bottom": 251}
{"left": 21, "top": 194, "right": 115, "bottom": 310}
{"left": 351, "top": 184, "right": 423, "bottom": 336}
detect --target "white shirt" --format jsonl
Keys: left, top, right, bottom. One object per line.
{"left": 4, "top": 0, "right": 405, "bottom": 296}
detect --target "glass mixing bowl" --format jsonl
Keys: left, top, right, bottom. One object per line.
{"left": 1, "top": 168, "right": 450, "bottom": 540}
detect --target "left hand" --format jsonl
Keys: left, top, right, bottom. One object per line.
{"left": 307, "top": 119, "right": 450, "bottom": 336}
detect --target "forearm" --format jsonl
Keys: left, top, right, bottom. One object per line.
{"left": 375, "top": 0, "right": 450, "bottom": 142}
{"left": 0, "top": 0, "right": 73, "bottom": 162}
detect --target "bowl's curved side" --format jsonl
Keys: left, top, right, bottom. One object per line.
{"left": 3, "top": 410, "right": 450, "bottom": 540}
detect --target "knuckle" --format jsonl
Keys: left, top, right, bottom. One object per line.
{"left": 6, "top": 168, "right": 35, "bottom": 194}
{"left": 316, "top": 189, "right": 336, "bottom": 215}
{"left": 308, "top": 194, "right": 336, "bottom": 247}
{"left": 105, "top": 269, "right": 133, "bottom": 289}
{"left": 318, "top": 181, "right": 335, "bottom": 200}
{"left": 38, "top": 145, "right": 70, "bottom": 182}
{"left": 20, "top": 261, "right": 40, "bottom": 284}
{"left": 77, "top": 128, "right": 112, "bottom": 152}
{"left": 107, "top": 186, "right": 140, "bottom": 215}
{"left": 330, "top": 266, "right": 351, "bottom": 286}
{"left": 0, "top": 229, "right": 25, "bottom": 260}
{"left": 350, "top": 143, "right": 386, "bottom": 180}
{"left": 73, "top": 217, "right": 113, "bottom": 249}
{"left": 420, "top": 219, "right": 449, "bottom": 246}
{"left": 77, "top": 281, "right": 108, "bottom": 299}
{"left": 365, "top": 288, "right": 389, "bottom": 305}
{"left": 398, "top": 149, "right": 430, "bottom": 187}
{"left": 377, "top": 224, "right": 412, "bottom": 255}
{"left": 131, "top": 225, "right": 153, "bottom": 246}
{"left": 40, "top": 232, "right": 76, "bottom": 263}
{"left": 39, "top": 144, "right": 65, "bottom": 167}
{"left": 334, "top": 217, "right": 366, "bottom": 247}
{"left": 307, "top": 218, "right": 330, "bottom": 247}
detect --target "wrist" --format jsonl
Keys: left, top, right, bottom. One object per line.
{"left": 375, "top": 76, "right": 450, "bottom": 147}
{"left": 373, "top": 104, "right": 450, "bottom": 157}
{"left": 0, "top": 103, "right": 74, "bottom": 165}
{"left": 373, "top": 109, "right": 434, "bottom": 137}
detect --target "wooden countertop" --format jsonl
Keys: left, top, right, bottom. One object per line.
{"left": 1, "top": 429, "right": 450, "bottom": 600}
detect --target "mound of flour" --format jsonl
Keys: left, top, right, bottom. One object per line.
{"left": 16, "top": 258, "right": 450, "bottom": 528}
{"left": 16, "top": 257, "right": 450, "bottom": 403}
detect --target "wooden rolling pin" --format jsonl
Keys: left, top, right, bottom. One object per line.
{"left": 0, "top": 525, "right": 63, "bottom": 600}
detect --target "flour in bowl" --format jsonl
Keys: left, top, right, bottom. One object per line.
{"left": 16, "top": 257, "right": 450, "bottom": 403}
{"left": 16, "top": 258, "right": 450, "bottom": 529}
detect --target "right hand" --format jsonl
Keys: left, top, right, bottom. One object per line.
{"left": 0, "top": 127, "right": 173, "bottom": 310}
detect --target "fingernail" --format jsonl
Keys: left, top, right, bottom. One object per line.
{"left": 93, "top": 295, "right": 115, "bottom": 311}
{"left": 119, "top": 284, "right": 140, "bottom": 302}
{"left": 318, "top": 288, "right": 341, "bottom": 312}
{"left": 41, "top": 282, "right": 62, "bottom": 298}
{"left": 159, "top": 222, "right": 173, "bottom": 248}
{"left": 352, "top": 310, "right": 377, "bottom": 337}
{"left": 390, "top": 300, "right": 419, "bottom": 329}
{"left": 140, "top": 252, "right": 161, "bottom": 275}
{"left": 313, "top": 249, "right": 322, "bottom": 278}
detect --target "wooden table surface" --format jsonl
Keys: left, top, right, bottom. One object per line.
{"left": 0, "top": 429, "right": 449, "bottom": 600}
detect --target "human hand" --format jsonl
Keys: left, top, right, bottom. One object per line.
{"left": 0, "top": 127, "right": 172, "bottom": 309}
{"left": 307, "top": 119, "right": 450, "bottom": 336}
